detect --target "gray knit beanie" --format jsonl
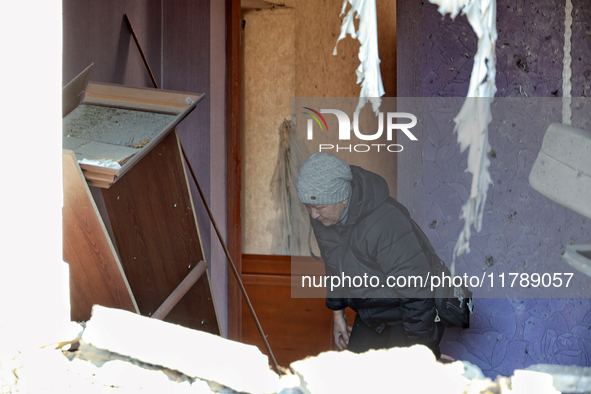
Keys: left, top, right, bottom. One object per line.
{"left": 296, "top": 152, "right": 352, "bottom": 205}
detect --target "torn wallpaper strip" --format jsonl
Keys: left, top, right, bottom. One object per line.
{"left": 334, "top": 0, "right": 385, "bottom": 116}
{"left": 429, "top": 0, "right": 497, "bottom": 272}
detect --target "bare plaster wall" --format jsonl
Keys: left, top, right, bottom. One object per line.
{"left": 242, "top": 8, "right": 297, "bottom": 255}
{"left": 242, "top": 0, "right": 398, "bottom": 255}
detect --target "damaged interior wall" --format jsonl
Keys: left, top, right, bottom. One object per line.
{"left": 423, "top": 0, "right": 591, "bottom": 377}
{"left": 242, "top": 0, "right": 397, "bottom": 255}
{"left": 241, "top": 7, "right": 296, "bottom": 255}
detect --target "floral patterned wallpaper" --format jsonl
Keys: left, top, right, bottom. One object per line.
{"left": 422, "top": 0, "right": 591, "bottom": 377}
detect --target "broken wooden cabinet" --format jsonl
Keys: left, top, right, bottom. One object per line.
{"left": 63, "top": 81, "right": 220, "bottom": 335}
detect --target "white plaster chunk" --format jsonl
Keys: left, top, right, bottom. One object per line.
{"left": 563, "top": 244, "right": 591, "bottom": 277}
{"left": 529, "top": 123, "right": 591, "bottom": 220}
{"left": 512, "top": 370, "right": 560, "bottom": 394}
{"left": 94, "top": 360, "right": 194, "bottom": 393}
{"left": 290, "top": 345, "right": 472, "bottom": 394}
{"left": 525, "top": 364, "right": 591, "bottom": 394}
{"left": 13, "top": 347, "right": 81, "bottom": 393}
{"left": 82, "top": 305, "right": 280, "bottom": 394}
{"left": 78, "top": 157, "right": 122, "bottom": 170}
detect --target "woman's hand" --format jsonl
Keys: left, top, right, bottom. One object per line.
{"left": 438, "top": 354, "right": 455, "bottom": 363}
{"left": 333, "top": 309, "right": 352, "bottom": 350}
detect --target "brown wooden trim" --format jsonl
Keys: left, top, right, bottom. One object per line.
{"left": 242, "top": 274, "right": 291, "bottom": 286}
{"left": 79, "top": 164, "right": 120, "bottom": 176}
{"left": 151, "top": 260, "right": 208, "bottom": 320}
{"left": 81, "top": 170, "right": 116, "bottom": 184}
{"left": 226, "top": 0, "right": 242, "bottom": 342}
{"left": 242, "top": 253, "right": 325, "bottom": 276}
{"left": 242, "top": 254, "right": 327, "bottom": 299}
{"left": 87, "top": 180, "right": 114, "bottom": 189}
{"left": 84, "top": 82, "right": 201, "bottom": 114}
{"left": 242, "top": 254, "right": 290, "bottom": 275}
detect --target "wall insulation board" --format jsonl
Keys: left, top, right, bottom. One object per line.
{"left": 62, "top": 149, "right": 139, "bottom": 322}
{"left": 100, "top": 130, "right": 220, "bottom": 335}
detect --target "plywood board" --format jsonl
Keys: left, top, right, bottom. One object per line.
{"left": 101, "top": 131, "right": 220, "bottom": 335}
{"left": 62, "top": 150, "right": 139, "bottom": 321}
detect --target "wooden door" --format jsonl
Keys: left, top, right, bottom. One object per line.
{"left": 241, "top": 254, "right": 356, "bottom": 368}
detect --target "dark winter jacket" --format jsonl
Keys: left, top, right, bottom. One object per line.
{"left": 311, "top": 165, "right": 443, "bottom": 357}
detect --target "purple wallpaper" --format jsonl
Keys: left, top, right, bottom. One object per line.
{"left": 423, "top": 0, "right": 591, "bottom": 377}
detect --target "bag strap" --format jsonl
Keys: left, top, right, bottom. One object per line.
{"left": 336, "top": 225, "right": 355, "bottom": 298}
{"left": 337, "top": 225, "right": 355, "bottom": 274}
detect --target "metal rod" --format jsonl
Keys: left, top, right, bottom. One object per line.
{"left": 151, "top": 260, "right": 208, "bottom": 320}
{"left": 124, "top": 14, "right": 159, "bottom": 89}
{"left": 180, "top": 144, "right": 282, "bottom": 375}
{"left": 124, "top": 13, "right": 282, "bottom": 375}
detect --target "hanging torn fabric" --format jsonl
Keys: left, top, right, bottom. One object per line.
{"left": 269, "top": 118, "right": 316, "bottom": 256}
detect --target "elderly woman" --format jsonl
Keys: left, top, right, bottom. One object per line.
{"left": 296, "top": 152, "right": 444, "bottom": 357}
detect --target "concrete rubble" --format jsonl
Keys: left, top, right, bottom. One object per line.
{"left": 0, "top": 305, "right": 588, "bottom": 393}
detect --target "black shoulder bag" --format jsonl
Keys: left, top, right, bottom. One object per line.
{"left": 429, "top": 256, "right": 473, "bottom": 328}
{"left": 413, "top": 222, "right": 473, "bottom": 329}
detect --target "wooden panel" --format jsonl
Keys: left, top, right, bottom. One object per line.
{"left": 101, "top": 131, "right": 220, "bottom": 335}
{"left": 62, "top": 150, "right": 138, "bottom": 322}
{"left": 242, "top": 253, "right": 326, "bottom": 277}
{"left": 241, "top": 270, "right": 333, "bottom": 368}
{"left": 84, "top": 82, "right": 202, "bottom": 114}
{"left": 241, "top": 254, "right": 353, "bottom": 368}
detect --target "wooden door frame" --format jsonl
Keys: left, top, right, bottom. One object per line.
{"left": 226, "top": 0, "right": 242, "bottom": 341}
{"left": 225, "top": 0, "right": 422, "bottom": 341}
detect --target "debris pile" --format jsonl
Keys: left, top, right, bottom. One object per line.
{"left": 0, "top": 305, "right": 586, "bottom": 393}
